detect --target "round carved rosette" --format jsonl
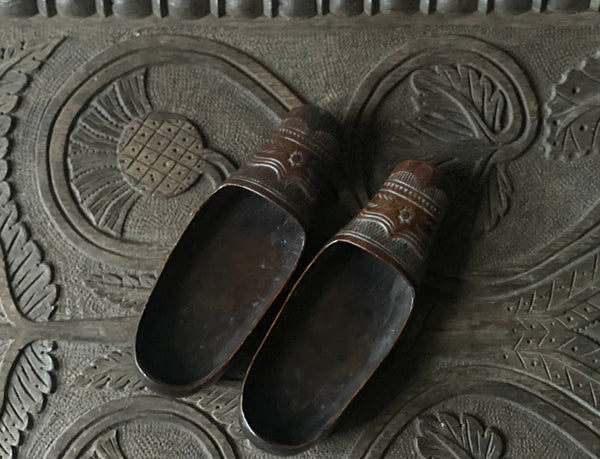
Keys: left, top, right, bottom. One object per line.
{"left": 37, "top": 35, "right": 301, "bottom": 270}
{"left": 117, "top": 113, "right": 211, "bottom": 198}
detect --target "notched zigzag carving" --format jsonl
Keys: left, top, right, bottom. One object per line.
{"left": 544, "top": 51, "right": 600, "bottom": 160}
{"left": 85, "top": 273, "right": 156, "bottom": 312}
{"left": 415, "top": 412, "right": 505, "bottom": 459}
{"left": 0, "top": 38, "right": 62, "bottom": 459}
{"left": 510, "top": 252, "right": 600, "bottom": 413}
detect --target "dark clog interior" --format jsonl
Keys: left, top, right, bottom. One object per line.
{"left": 242, "top": 242, "right": 415, "bottom": 449}
{"left": 136, "top": 186, "right": 304, "bottom": 388}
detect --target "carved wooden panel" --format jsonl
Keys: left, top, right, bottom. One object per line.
{"left": 0, "top": 8, "right": 597, "bottom": 459}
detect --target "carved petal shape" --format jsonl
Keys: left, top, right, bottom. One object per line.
{"left": 67, "top": 68, "right": 152, "bottom": 237}
{"left": 415, "top": 412, "right": 505, "bottom": 459}
{"left": 473, "top": 163, "right": 512, "bottom": 236}
{"left": 400, "top": 62, "right": 518, "bottom": 236}
{"left": 0, "top": 341, "right": 54, "bottom": 459}
{"left": 0, "top": 38, "right": 61, "bottom": 459}
{"left": 0, "top": 182, "right": 57, "bottom": 321}
{"left": 544, "top": 51, "right": 600, "bottom": 160}
{"left": 410, "top": 64, "right": 510, "bottom": 145}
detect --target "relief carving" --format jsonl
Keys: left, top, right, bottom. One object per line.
{"left": 75, "top": 349, "right": 145, "bottom": 392}
{"left": 0, "top": 24, "right": 596, "bottom": 459}
{"left": 38, "top": 35, "right": 302, "bottom": 270}
{"left": 544, "top": 51, "right": 600, "bottom": 160}
{"left": 347, "top": 36, "right": 538, "bottom": 238}
{"left": 85, "top": 273, "right": 156, "bottom": 313}
{"left": 83, "top": 430, "right": 126, "bottom": 459}
{"left": 508, "top": 253, "right": 600, "bottom": 412}
{"left": 0, "top": 37, "right": 62, "bottom": 459}
{"left": 74, "top": 347, "right": 246, "bottom": 442}
{"left": 68, "top": 69, "right": 235, "bottom": 238}
{"left": 415, "top": 412, "right": 505, "bottom": 459}
{"left": 48, "top": 396, "right": 238, "bottom": 459}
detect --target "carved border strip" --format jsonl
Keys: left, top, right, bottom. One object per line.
{"left": 0, "top": 0, "right": 596, "bottom": 18}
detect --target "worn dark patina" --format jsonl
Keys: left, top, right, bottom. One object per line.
{"left": 134, "top": 105, "right": 340, "bottom": 396}
{"left": 241, "top": 160, "right": 449, "bottom": 454}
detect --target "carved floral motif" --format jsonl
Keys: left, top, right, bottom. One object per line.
{"left": 68, "top": 69, "right": 235, "bottom": 237}
{"left": 415, "top": 412, "right": 505, "bottom": 459}
{"left": 348, "top": 37, "right": 538, "bottom": 237}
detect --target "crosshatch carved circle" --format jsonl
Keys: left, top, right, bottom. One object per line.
{"left": 46, "top": 396, "right": 237, "bottom": 459}
{"left": 36, "top": 35, "right": 301, "bottom": 270}
{"left": 117, "top": 113, "right": 207, "bottom": 198}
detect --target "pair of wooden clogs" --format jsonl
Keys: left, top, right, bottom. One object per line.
{"left": 134, "top": 105, "right": 450, "bottom": 455}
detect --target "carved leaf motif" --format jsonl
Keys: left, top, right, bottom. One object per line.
{"left": 509, "top": 252, "right": 600, "bottom": 315}
{"left": 415, "top": 412, "right": 505, "bottom": 459}
{"left": 75, "top": 349, "right": 145, "bottom": 392}
{"left": 197, "top": 383, "right": 247, "bottom": 441}
{"left": 0, "top": 39, "right": 61, "bottom": 323}
{"left": 83, "top": 430, "right": 127, "bottom": 459}
{"left": 409, "top": 64, "right": 511, "bottom": 145}
{"left": 473, "top": 163, "right": 512, "bottom": 237}
{"left": 401, "top": 64, "right": 518, "bottom": 235}
{"left": 0, "top": 340, "right": 54, "bottom": 459}
{"left": 85, "top": 273, "right": 156, "bottom": 312}
{"left": 0, "top": 182, "right": 57, "bottom": 321}
{"left": 67, "top": 69, "right": 152, "bottom": 237}
{"left": 544, "top": 52, "right": 600, "bottom": 160}
{"left": 0, "top": 40, "right": 63, "bottom": 116}
{"left": 0, "top": 39, "right": 61, "bottom": 459}
{"left": 512, "top": 277, "right": 600, "bottom": 411}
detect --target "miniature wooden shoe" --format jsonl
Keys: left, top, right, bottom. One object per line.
{"left": 134, "top": 105, "right": 340, "bottom": 396}
{"left": 241, "top": 160, "right": 449, "bottom": 454}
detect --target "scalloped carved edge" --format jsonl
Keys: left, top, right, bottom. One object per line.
{"left": 415, "top": 412, "right": 505, "bottom": 459}
{"left": 0, "top": 0, "right": 596, "bottom": 19}
{"left": 0, "top": 38, "right": 62, "bottom": 459}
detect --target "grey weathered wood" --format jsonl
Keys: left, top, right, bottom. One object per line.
{"left": 0, "top": 7, "right": 597, "bottom": 459}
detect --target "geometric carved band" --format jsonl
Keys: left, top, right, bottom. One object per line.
{"left": 5, "top": 0, "right": 593, "bottom": 19}
{"left": 226, "top": 105, "right": 340, "bottom": 227}
{"left": 337, "top": 160, "right": 449, "bottom": 285}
